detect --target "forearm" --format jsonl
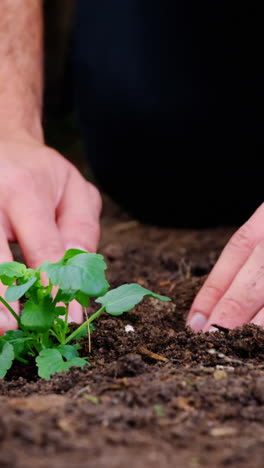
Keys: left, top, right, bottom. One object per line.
{"left": 0, "top": 0, "right": 43, "bottom": 141}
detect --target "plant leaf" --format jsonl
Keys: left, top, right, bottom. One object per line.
{"left": 54, "top": 306, "right": 67, "bottom": 317}
{"left": 0, "top": 262, "right": 27, "bottom": 278}
{"left": 36, "top": 349, "right": 66, "bottom": 379}
{"left": 43, "top": 253, "right": 109, "bottom": 298}
{"left": 36, "top": 348, "right": 88, "bottom": 379}
{"left": 75, "top": 291, "right": 90, "bottom": 307}
{"left": 21, "top": 296, "right": 56, "bottom": 332}
{"left": 63, "top": 357, "right": 88, "bottom": 371}
{"left": 62, "top": 249, "right": 87, "bottom": 261}
{"left": 0, "top": 342, "right": 15, "bottom": 378}
{"left": 54, "top": 289, "right": 77, "bottom": 305}
{"left": 96, "top": 283, "right": 171, "bottom": 316}
{"left": 67, "top": 254, "right": 109, "bottom": 296}
{"left": 0, "top": 275, "right": 16, "bottom": 286}
{"left": 0, "top": 262, "right": 27, "bottom": 286}
{"left": 5, "top": 276, "right": 37, "bottom": 302}
{"left": 56, "top": 344, "right": 78, "bottom": 360}
{"left": 1, "top": 330, "right": 30, "bottom": 358}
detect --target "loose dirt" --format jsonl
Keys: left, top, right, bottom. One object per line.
{"left": 1, "top": 198, "right": 263, "bottom": 468}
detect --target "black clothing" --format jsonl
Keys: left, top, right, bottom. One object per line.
{"left": 73, "top": 1, "right": 264, "bottom": 226}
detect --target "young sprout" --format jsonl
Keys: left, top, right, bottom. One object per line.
{"left": 0, "top": 249, "right": 170, "bottom": 379}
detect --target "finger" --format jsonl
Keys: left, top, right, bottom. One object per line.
{"left": 187, "top": 203, "right": 264, "bottom": 331}
{"left": 9, "top": 190, "right": 84, "bottom": 323}
{"left": 68, "top": 300, "right": 83, "bottom": 324}
{"left": 8, "top": 189, "right": 82, "bottom": 319}
{"left": 0, "top": 226, "right": 19, "bottom": 334}
{"left": 251, "top": 307, "right": 264, "bottom": 327}
{"left": 8, "top": 186, "right": 65, "bottom": 269}
{"left": 203, "top": 239, "right": 264, "bottom": 330}
{"left": 57, "top": 169, "right": 101, "bottom": 254}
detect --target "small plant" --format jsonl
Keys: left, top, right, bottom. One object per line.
{"left": 0, "top": 249, "right": 170, "bottom": 379}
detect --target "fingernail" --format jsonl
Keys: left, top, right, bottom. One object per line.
{"left": 189, "top": 312, "right": 207, "bottom": 332}
{"left": 208, "top": 326, "right": 218, "bottom": 333}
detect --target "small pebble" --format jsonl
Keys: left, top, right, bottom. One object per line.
{"left": 210, "top": 427, "right": 238, "bottom": 437}
{"left": 213, "top": 370, "right": 228, "bottom": 381}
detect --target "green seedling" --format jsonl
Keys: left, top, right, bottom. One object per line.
{"left": 0, "top": 249, "right": 170, "bottom": 379}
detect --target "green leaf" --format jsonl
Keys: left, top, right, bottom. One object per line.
{"left": 54, "top": 306, "right": 67, "bottom": 317}
{"left": 2, "top": 330, "right": 30, "bottom": 358}
{"left": 96, "top": 283, "right": 171, "bottom": 316}
{"left": 75, "top": 291, "right": 90, "bottom": 307}
{"left": 0, "top": 262, "right": 27, "bottom": 279}
{"left": 43, "top": 253, "right": 109, "bottom": 298}
{"left": 36, "top": 348, "right": 88, "bottom": 379}
{"left": 53, "top": 317, "right": 70, "bottom": 335}
{"left": 36, "top": 349, "right": 66, "bottom": 379}
{"left": 56, "top": 344, "right": 78, "bottom": 360}
{"left": 2, "top": 329, "right": 26, "bottom": 342}
{"left": 0, "top": 342, "right": 15, "bottom": 378}
{"left": 0, "top": 275, "right": 16, "bottom": 286}
{"left": 0, "top": 262, "right": 27, "bottom": 287}
{"left": 54, "top": 289, "right": 77, "bottom": 305}
{"left": 62, "top": 249, "right": 87, "bottom": 261}
{"left": 63, "top": 357, "right": 88, "bottom": 371}
{"left": 5, "top": 276, "right": 37, "bottom": 302}
{"left": 67, "top": 254, "right": 109, "bottom": 296}
{"left": 21, "top": 296, "right": 56, "bottom": 332}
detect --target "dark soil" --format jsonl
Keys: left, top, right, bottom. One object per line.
{"left": 1, "top": 198, "right": 264, "bottom": 468}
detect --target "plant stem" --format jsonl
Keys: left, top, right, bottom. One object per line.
{"left": 83, "top": 307, "right": 91, "bottom": 353}
{"left": 16, "top": 356, "right": 29, "bottom": 364}
{"left": 65, "top": 306, "right": 105, "bottom": 345}
{"left": 64, "top": 303, "right": 69, "bottom": 334}
{"left": 0, "top": 296, "right": 20, "bottom": 324}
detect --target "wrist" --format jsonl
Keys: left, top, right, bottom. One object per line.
{"left": 0, "top": 80, "right": 44, "bottom": 143}
{"left": 0, "top": 105, "right": 44, "bottom": 144}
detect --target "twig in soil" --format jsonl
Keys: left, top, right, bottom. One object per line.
{"left": 83, "top": 306, "right": 91, "bottom": 353}
{"left": 73, "top": 385, "right": 92, "bottom": 400}
{"left": 137, "top": 345, "right": 169, "bottom": 362}
{"left": 211, "top": 324, "right": 230, "bottom": 333}
{"left": 178, "top": 257, "right": 192, "bottom": 280}
{"left": 112, "top": 220, "right": 139, "bottom": 233}
{"left": 158, "top": 280, "right": 171, "bottom": 287}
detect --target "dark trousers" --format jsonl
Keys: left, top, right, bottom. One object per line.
{"left": 73, "top": 1, "right": 264, "bottom": 227}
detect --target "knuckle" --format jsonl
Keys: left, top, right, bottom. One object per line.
{"left": 7, "top": 169, "right": 36, "bottom": 201}
{"left": 218, "top": 296, "right": 246, "bottom": 320}
{"left": 27, "top": 242, "right": 63, "bottom": 268}
{"left": 11, "top": 168, "right": 34, "bottom": 187}
{"left": 203, "top": 281, "right": 224, "bottom": 301}
{"left": 227, "top": 223, "right": 255, "bottom": 253}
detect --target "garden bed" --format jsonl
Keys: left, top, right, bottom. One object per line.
{"left": 0, "top": 199, "right": 264, "bottom": 468}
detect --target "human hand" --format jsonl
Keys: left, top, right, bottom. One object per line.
{"left": 0, "top": 133, "right": 102, "bottom": 333}
{"left": 187, "top": 203, "right": 264, "bottom": 332}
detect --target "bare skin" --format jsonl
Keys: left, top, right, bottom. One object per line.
{"left": 0, "top": 2, "right": 263, "bottom": 335}
{"left": 0, "top": 1, "right": 102, "bottom": 333}
{"left": 187, "top": 204, "right": 264, "bottom": 331}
